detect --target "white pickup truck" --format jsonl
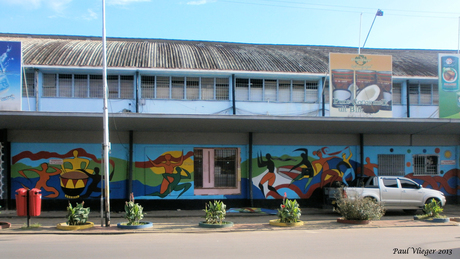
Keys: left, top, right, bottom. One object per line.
{"left": 343, "top": 176, "right": 446, "bottom": 213}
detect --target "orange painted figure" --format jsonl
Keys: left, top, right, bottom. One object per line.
{"left": 19, "top": 163, "right": 62, "bottom": 198}
{"left": 257, "top": 152, "right": 280, "bottom": 197}
{"left": 149, "top": 152, "right": 185, "bottom": 195}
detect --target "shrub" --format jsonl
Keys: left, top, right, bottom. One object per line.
{"left": 124, "top": 193, "right": 144, "bottom": 225}
{"left": 66, "top": 201, "right": 90, "bottom": 225}
{"left": 421, "top": 199, "right": 444, "bottom": 218}
{"left": 277, "top": 193, "right": 302, "bottom": 223}
{"left": 335, "top": 188, "right": 385, "bottom": 221}
{"left": 203, "top": 200, "right": 226, "bottom": 224}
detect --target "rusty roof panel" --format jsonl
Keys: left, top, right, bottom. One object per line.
{"left": 0, "top": 33, "right": 455, "bottom": 77}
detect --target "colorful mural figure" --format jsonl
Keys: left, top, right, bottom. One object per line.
{"left": 289, "top": 148, "right": 314, "bottom": 184}
{"left": 12, "top": 148, "right": 114, "bottom": 199}
{"left": 146, "top": 151, "right": 193, "bottom": 198}
{"left": 257, "top": 152, "right": 280, "bottom": 197}
{"left": 18, "top": 163, "right": 61, "bottom": 198}
{"left": 336, "top": 148, "right": 355, "bottom": 186}
{"left": 253, "top": 147, "right": 359, "bottom": 199}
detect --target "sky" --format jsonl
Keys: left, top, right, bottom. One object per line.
{"left": 1, "top": 0, "right": 460, "bottom": 50}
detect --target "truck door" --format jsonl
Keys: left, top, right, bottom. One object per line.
{"left": 399, "top": 178, "right": 423, "bottom": 207}
{"left": 380, "top": 178, "right": 400, "bottom": 206}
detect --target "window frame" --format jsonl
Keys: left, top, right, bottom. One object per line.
{"left": 193, "top": 147, "right": 241, "bottom": 195}
{"left": 413, "top": 154, "right": 439, "bottom": 175}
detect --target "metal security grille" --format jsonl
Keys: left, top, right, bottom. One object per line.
{"left": 378, "top": 154, "right": 405, "bottom": 176}
{"left": 186, "top": 77, "right": 199, "bottom": 100}
{"left": 235, "top": 78, "right": 249, "bottom": 101}
{"left": 42, "top": 74, "right": 57, "bottom": 97}
{"left": 193, "top": 149, "right": 203, "bottom": 188}
{"left": 89, "top": 75, "right": 103, "bottom": 98}
{"left": 22, "top": 72, "right": 35, "bottom": 97}
{"left": 305, "top": 81, "right": 318, "bottom": 103}
{"left": 215, "top": 78, "right": 229, "bottom": 100}
{"left": 393, "top": 83, "right": 401, "bottom": 105}
{"left": 264, "top": 79, "right": 277, "bottom": 102}
{"left": 120, "top": 75, "right": 134, "bottom": 99}
{"left": 413, "top": 155, "right": 438, "bottom": 175}
{"left": 214, "top": 149, "right": 237, "bottom": 188}
{"left": 58, "top": 74, "right": 72, "bottom": 97}
{"left": 235, "top": 78, "right": 319, "bottom": 103}
{"left": 171, "top": 77, "right": 185, "bottom": 100}
{"left": 74, "top": 74, "right": 88, "bottom": 98}
{"left": 408, "top": 83, "right": 438, "bottom": 105}
{"left": 279, "top": 80, "right": 291, "bottom": 102}
{"left": 292, "top": 80, "right": 305, "bottom": 102}
{"left": 194, "top": 148, "right": 237, "bottom": 189}
{"left": 141, "top": 76, "right": 155, "bottom": 98}
{"left": 201, "top": 77, "right": 214, "bottom": 100}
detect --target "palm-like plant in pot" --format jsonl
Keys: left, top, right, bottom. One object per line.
{"left": 117, "top": 193, "right": 152, "bottom": 229}
{"left": 199, "top": 200, "right": 233, "bottom": 228}
{"left": 57, "top": 201, "right": 94, "bottom": 230}
{"left": 269, "top": 192, "right": 303, "bottom": 227}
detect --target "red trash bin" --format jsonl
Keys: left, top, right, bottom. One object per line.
{"left": 15, "top": 188, "right": 28, "bottom": 216}
{"left": 29, "top": 188, "right": 42, "bottom": 217}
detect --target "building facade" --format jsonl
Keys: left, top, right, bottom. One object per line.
{"left": 0, "top": 33, "right": 459, "bottom": 211}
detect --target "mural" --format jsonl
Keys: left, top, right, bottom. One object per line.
{"left": 135, "top": 150, "right": 194, "bottom": 198}
{"left": 252, "top": 146, "right": 359, "bottom": 199}
{"left": 11, "top": 145, "right": 119, "bottom": 199}
{"left": 9, "top": 143, "right": 460, "bottom": 202}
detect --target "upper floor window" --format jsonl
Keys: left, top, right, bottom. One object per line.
{"left": 22, "top": 72, "right": 35, "bottom": 97}
{"left": 140, "top": 76, "right": 229, "bottom": 100}
{"left": 41, "top": 73, "right": 134, "bottom": 99}
{"left": 409, "top": 83, "right": 438, "bottom": 105}
{"left": 235, "top": 78, "right": 318, "bottom": 103}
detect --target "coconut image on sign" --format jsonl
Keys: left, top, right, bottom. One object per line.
{"left": 355, "top": 84, "right": 383, "bottom": 113}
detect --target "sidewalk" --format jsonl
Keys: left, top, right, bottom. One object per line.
{"left": 1, "top": 205, "right": 459, "bottom": 234}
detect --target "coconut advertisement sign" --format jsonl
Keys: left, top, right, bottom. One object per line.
{"left": 438, "top": 54, "right": 460, "bottom": 118}
{"left": 329, "top": 53, "right": 392, "bottom": 117}
{"left": 0, "top": 41, "right": 22, "bottom": 111}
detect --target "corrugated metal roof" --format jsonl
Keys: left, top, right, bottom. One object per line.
{"left": 0, "top": 33, "right": 454, "bottom": 77}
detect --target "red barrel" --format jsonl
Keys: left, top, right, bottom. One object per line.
{"left": 28, "top": 188, "right": 42, "bottom": 217}
{"left": 15, "top": 188, "right": 28, "bottom": 216}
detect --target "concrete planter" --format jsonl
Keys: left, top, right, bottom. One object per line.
{"left": 56, "top": 221, "right": 94, "bottom": 230}
{"left": 269, "top": 219, "right": 304, "bottom": 227}
{"left": 337, "top": 218, "right": 371, "bottom": 225}
{"left": 117, "top": 222, "right": 153, "bottom": 229}
{"left": 0, "top": 222, "right": 11, "bottom": 229}
{"left": 413, "top": 216, "right": 450, "bottom": 223}
{"left": 198, "top": 221, "right": 234, "bottom": 228}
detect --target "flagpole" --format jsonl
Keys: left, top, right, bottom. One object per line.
{"left": 102, "top": 0, "right": 111, "bottom": 227}
{"left": 457, "top": 16, "right": 459, "bottom": 54}
{"left": 358, "top": 13, "right": 362, "bottom": 54}
{"left": 362, "top": 9, "right": 384, "bottom": 50}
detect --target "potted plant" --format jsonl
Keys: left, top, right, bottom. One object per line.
{"left": 57, "top": 201, "right": 94, "bottom": 230}
{"left": 117, "top": 193, "right": 153, "bottom": 229}
{"left": 414, "top": 199, "right": 449, "bottom": 223}
{"left": 335, "top": 188, "right": 385, "bottom": 224}
{"left": 269, "top": 193, "right": 304, "bottom": 227}
{"left": 0, "top": 205, "right": 11, "bottom": 229}
{"left": 198, "top": 200, "right": 233, "bottom": 228}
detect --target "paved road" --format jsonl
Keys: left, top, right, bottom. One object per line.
{"left": 0, "top": 226, "right": 459, "bottom": 259}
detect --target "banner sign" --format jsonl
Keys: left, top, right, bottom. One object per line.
{"left": 329, "top": 53, "right": 392, "bottom": 117}
{"left": 438, "top": 54, "right": 460, "bottom": 118}
{"left": 0, "top": 41, "right": 22, "bottom": 111}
